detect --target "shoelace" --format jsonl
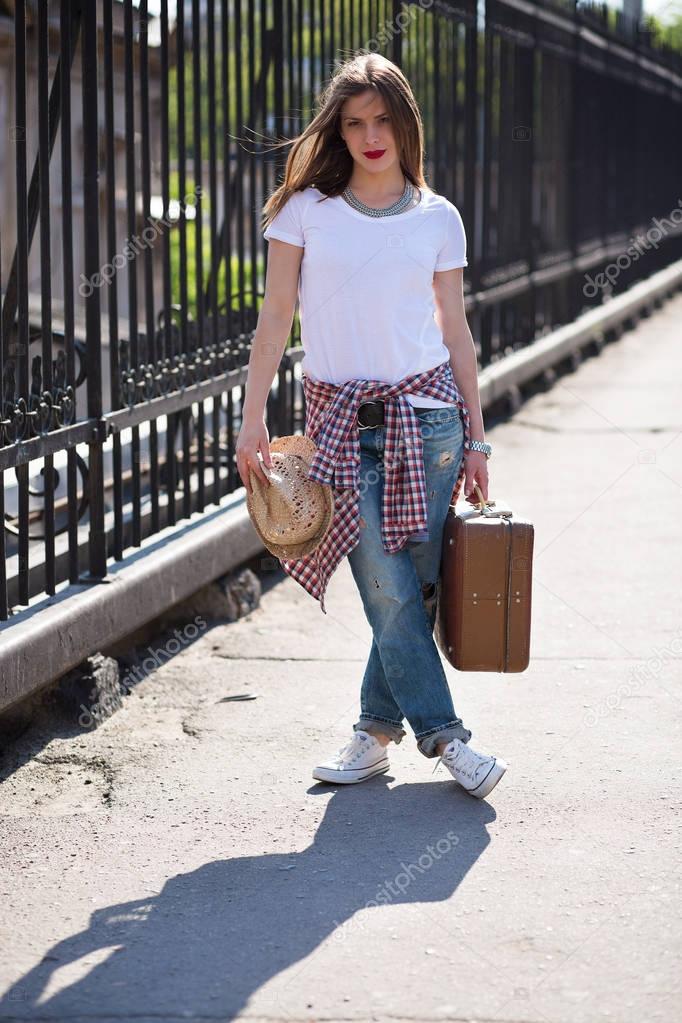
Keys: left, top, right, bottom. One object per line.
{"left": 432, "top": 741, "right": 483, "bottom": 777}
{"left": 334, "top": 734, "right": 370, "bottom": 765}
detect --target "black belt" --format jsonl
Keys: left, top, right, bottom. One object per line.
{"left": 357, "top": 398, "right": 436, "bottom": 429}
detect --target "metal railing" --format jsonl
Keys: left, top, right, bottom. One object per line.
{"left": 0, "top": 0, "right": 681, "bottom": 623}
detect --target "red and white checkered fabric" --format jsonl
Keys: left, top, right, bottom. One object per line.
{"left": 277, "top": 359, "right": 470, "bottom": 613}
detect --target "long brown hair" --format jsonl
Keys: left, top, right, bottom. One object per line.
{"left": 261, "top": 52, "right": 428, "bottom": 231}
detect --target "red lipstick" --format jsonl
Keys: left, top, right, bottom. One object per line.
{"left": 364, "top": 150, "right": 386, "bottom": 159}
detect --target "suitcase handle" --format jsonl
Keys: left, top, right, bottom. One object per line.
{"left": 471, "top": 482, "right": 513, "bottom": 519}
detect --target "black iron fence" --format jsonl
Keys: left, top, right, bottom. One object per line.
{"left": 1, "top": 0, "right": 681, "bottom": 621}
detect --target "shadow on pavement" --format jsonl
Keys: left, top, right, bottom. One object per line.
{"left": 0, "top": 778, "right": 496, "bottom": 1018}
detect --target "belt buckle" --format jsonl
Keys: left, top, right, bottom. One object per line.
{"left": 357, "top": 399, "right": 384, "bottom": 430}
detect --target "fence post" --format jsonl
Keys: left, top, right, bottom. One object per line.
{"left": 81, "top": 0, "right": 106, "bottom": 579}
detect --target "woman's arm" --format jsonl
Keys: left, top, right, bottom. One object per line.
{"left": 236, "top": 238, "right": 304, "bottom": 495}
{"left": 432, "top": 267, "right": 489, "bottom": 503}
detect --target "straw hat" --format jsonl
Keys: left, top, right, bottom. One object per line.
{"left": 246, "top": 434, "right": 335, "bottom": 559}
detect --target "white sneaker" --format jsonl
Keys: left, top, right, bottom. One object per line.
{"left": 432, "top": 736, "right": 507, "bottom": 799}
{"left": 312, "top": 730, "right": 390, "bottom": 784}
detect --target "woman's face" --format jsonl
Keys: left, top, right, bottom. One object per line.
{"left": 339, "top": 90, "right": 399, "bottom": 171}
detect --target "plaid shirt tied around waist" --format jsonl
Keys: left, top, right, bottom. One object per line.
{"left": 278, "top": 358, "right": 471, "bottom": 614}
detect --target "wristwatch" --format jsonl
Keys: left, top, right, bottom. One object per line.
{"left": 468, "top": 439, "right": 492, "bottom": 459}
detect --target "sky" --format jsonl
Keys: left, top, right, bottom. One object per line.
{"left": 641, "top": 0, "right": 682, "bottom": 20}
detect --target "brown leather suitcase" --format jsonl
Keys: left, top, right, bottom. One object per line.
{"left": 435, "top": 485, "right": 534, "bottom": 672}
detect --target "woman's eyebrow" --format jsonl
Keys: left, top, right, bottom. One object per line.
{"left": 342, "top": 113, "right": 388, "bottom": 121}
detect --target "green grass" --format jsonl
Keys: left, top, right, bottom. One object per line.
{"left": 169, "top": 219, "right": 267, "bottom": 322}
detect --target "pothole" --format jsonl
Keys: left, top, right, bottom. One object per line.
{"left": 0, "top": 754, "right": 115, "bottom": 817}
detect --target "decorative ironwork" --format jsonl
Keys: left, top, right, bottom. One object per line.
{"left": 1, "top": 348, "right": 77, "bottom": 446}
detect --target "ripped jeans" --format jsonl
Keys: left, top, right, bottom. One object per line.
{"left": 348, "top": 405, "right": 473, "bottom": 759}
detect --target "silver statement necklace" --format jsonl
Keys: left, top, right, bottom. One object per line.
{"left": 342, "top": 177, "right": 418, "bottom": 217}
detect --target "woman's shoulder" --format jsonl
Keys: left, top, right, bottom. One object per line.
{"left": 302, "top": 184, "right": 336, "bottom": 206}
{"left": 282, "top": 184, "right": 332, "bottom": 214}
{"left": 420, "top": 186, "right": 461, "bottom": 215}
{"left": 292, "top": 184, "right": 327, "bottom": 199}
{"left": 275, "top": 184, "right": 320, "bottom": 206}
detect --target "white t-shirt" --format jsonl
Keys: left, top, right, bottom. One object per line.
{"left": 263, "top": 184, "right": 468, "bottom": 408}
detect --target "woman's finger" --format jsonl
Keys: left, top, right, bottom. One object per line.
{"left": 473, "top": 466, "right": 489, "bottom": 503}
{"left": 464, "top": 461, "right": 477, "bottom": 499}
{"left": 259, "top": 437, "right": 273, "bottom": 471}
{"left": 238, "top": 453, "right": 267, "bottom": 495}
{"left": 243, "top": 453, "right": 272, "bottom": 492}
{"left": 463, "top": 455, "right": 489, "bottom": 504}
{"left": 237, "top": 456, "right": 254, "bottom": 497}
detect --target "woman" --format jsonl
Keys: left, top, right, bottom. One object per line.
{"left": 237, "top": 53, "right": 507, "bottom": 800}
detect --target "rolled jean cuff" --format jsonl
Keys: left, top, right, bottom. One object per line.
{"left": 416, "top": 721, "right": 473, "bottom": 759}
{"left": 354, "top": 716, "right": 407, "bottom": 745}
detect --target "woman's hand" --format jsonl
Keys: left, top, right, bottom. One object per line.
{"left": 463, "top": 449, "right": 489, "bottom": 505}
{"left": 236, "top": 414, "right": 274, "bottom": 497}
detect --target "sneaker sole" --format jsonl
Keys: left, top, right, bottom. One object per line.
{"left": 463, "top": 757, "right": 508, "bottom": 799}
{"left": 312, "top": 759, "right": 390, "bottom": 784}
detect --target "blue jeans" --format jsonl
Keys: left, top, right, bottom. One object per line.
{"left": 348, "top": 405, "right": 473, "bottom": 759}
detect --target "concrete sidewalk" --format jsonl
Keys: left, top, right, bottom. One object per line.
{"left": 0, "top": 293, "right": 680, "bottom": 1023}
